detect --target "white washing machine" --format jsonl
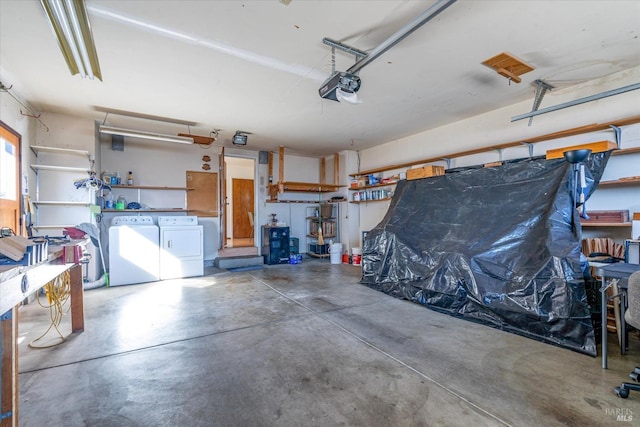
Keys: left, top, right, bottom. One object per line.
{"left": 108, "top": 216, "right": 160, "bottom": 286}
{"left": 158, "top": 216, "right": 204, "bottom": 280}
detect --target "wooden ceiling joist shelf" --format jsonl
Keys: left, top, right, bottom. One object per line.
{"left": 268, "top": 146, "right": 344, "bottom": 202}
{"left": 270, "top": 182, "right": 343, "bottom": 193}
{"left": 266, "top": 199, "right": 343, "bottom": 204}
{"left": 349, "top": 114, "right": 640, "bottom": 177}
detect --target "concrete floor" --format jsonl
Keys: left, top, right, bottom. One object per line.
{"left": 15, "top": 259, "right": 640, "bottom": 426}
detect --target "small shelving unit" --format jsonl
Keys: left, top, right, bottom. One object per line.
{"left": 306, "top": 204, "right": 339, "bottom": 258}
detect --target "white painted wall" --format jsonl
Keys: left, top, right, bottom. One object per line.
{"left": 0, "top": 85, "right": 38, "bottom": 211}
{"left": 0, "top": 103, "right": 105, "bottom": 278}
{"left": 359, "top": 67, "right": 640, "bottom": 171}
{"left": 6, "top": 66, "right": 637, "bottom": 256}
{"left": 353, "top": 67, "right": 640, "bottom": 246}
{"left": 341, "top": 150, "right": 360, "bottom": 254}
{"left": 262, "top": 152, "right": 325, "bottom": 254}
{"left": 30, "top": 112, "right": 97, "bottom": 230}
{"left": 272, "top": 153, "right": 321, "bottom": 183}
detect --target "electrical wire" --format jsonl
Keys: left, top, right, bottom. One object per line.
{"left": 29, "top": 270, "right": 72, "bottom": 348}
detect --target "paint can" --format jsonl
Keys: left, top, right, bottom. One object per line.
{"left": 352, "top": 247, "right": 362, "bottom": 266}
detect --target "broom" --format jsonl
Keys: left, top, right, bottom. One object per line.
{"left": 317, "top": 192, "right": 324, "bottom": 246}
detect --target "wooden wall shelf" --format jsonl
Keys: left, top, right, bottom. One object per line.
{"left": 103, "top": 208, "right": 188, "bottom": 213}
{"left": 598, "top": 177, "right": 640, "bottom": 187}
{"left": 349, "top": 114, "right": 640, "bottom": 177}
{"left": 350, "top": 181, "right": 398, "bottom": 190}
{"left": 266, "top": 199, "right": 344, "bottom": 204}
{"left": 269, "top": 182, "right": 344, "bottom": 193}
{"left": 111, "top": 185, "right": 188, "bottom": 190}
{"left": 350, "top": 198, "right": 393, "bottom": 204}
{"left": 268, "top": 146, "right": 344, "bottom": 202}
{"left": 581, "top": 222, "right": 632, "bottom": 227}
{"left": 267, "top": 181, "right": 344, "bottom": 202}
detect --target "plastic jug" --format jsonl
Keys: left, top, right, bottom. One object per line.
{"left": 104, "top": 192, "right": 114, "bottom": 209}
{"left": 115, "top": 195, "right": 126, "bottom": 210}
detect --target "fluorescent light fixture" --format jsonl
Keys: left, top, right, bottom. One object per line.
{"left": 41, "top": 0, "right": 102, "bottom": 80}
{"left": 99, "top": 125, "right": 194, "bottom": 144}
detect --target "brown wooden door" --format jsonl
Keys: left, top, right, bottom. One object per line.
{"left": 232, "top": 178, "right": 254, "bottom": 238}
{"left": 0, "top": 121, "right": 21, "bottom": 235}
{"left": 186, "top": 171, "right": 218, "bottom": 216}
{"left": 219, "top": 147, "right": 226, "bottom": 248}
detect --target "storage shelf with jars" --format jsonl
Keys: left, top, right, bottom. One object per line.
{"left": 349, "top": 180, "right": 397, "bottom": 204}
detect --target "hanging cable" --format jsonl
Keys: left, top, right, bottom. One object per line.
{"left": 29, "top": 270, "right": 72, "bottom": 348}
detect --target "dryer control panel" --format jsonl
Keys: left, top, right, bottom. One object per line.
{"left": 158, "top": 216, "right": 199, "bottom": 226}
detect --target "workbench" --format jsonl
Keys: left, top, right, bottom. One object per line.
{"left": 0, "top": 242, "right": 85, "bottom": 427}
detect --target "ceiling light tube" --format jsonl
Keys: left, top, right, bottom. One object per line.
{"left": 99, "top": 126, "right": 194, "bottom": 144}
{"left": 64, "top": 0, "right": 94, "bottom": 77}
{"left": 41, "top": 0, "right": 102, "bottom": 80}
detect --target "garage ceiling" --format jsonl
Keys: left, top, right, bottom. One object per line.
{"left": 1, "top": 0, "right": 639, "bottom": 156}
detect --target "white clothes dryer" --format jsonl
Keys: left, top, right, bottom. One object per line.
{"left": 108, "top": 216, "right": 160, "bottom": 286}
{"left": 158, "top": 216, "right": 204, "bottom": 280}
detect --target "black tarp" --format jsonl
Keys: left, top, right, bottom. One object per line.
{"left": 361, "top": 153, "right": 610, "bottom": 356}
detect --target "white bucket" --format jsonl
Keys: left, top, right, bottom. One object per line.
{"left": 352, "top": 247, "right": 362, "bottom": 266}
{"left": 330, "top": 243, "right": 342, "bottom": 264}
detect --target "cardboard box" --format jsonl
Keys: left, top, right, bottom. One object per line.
{"left": 581, "top": 210, "right": 629, "bottom": 223}
{"left": 406, "top": 165, "right": 445, "bottom": 181}
{"left": 483, "top": 161, "right": 503, "bottom": 168}
{"left": 545, "top": 140, "right": 617, "bottom": 160}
